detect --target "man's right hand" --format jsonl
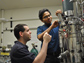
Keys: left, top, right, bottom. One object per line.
{"left": 56, "top": 10, "right": 62, "bottom": 16}
{"left": 43, "top": 32, "right": 52, "bottom": 43}
{"left": 51, "top": 20, "right": 59, "bottom": 28}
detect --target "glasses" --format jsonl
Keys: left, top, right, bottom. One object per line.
{"left": 43, "top": 15, "right": 51, "bottom": 19}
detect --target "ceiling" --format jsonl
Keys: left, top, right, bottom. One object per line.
{"left": 0, "top": 0, "right": 62, "bottom": 10}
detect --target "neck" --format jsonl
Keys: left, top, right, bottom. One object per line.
{"left": 45, "top": 23, "right": 51, "bottom": 27}
{"left": 18, "top": 39, "right": 26, "bottom": 45}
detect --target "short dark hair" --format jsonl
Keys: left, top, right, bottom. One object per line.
{"left": 14, "top": 24, "right": 27, "bottom": 39}
{"left": 39, "top": 9, "right": 51, "bottom": 20}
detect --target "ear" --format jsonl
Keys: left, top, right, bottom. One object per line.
{"left": 19, "top": 31, "right": 23, "bottom": 37}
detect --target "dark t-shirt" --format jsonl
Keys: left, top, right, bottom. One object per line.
{"left": 10, "top": 41, "right": 35, "bottom": 63}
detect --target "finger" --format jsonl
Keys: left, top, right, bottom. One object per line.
{"left": 50, "top": 35, "right": 52, "bottom": 38}
{"left": 56, "top": 20, "right": 58, "bottom": 22}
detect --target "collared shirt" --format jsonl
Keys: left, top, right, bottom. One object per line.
{"left": 37, "top": 24, "right": 60, "bottom": 53}
{"left": 10, "top": 41, "right": 35, "bottom": 63}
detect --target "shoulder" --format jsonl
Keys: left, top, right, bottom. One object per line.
{"left": 11, "top": 42, "right": 27, "bottom": 52}
{"left": 37, "top": 25, "right": 44, "bottom": 28}
{"left": 37, "top": 25, "right": 45, "bottom": 30}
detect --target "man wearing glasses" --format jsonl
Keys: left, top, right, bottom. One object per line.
{"left": 37, "top": 9, "right": 62, "bottom": 63}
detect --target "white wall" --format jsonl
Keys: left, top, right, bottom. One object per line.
{"left": 0, "top": 6, "right": 62, "bottom": 52}
{"left": 0, "top": 10, "right": 1, "bottom": 18}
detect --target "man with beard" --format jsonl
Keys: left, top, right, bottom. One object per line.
{"left": 10, "top": 24, "right": 52, "bottom": 63}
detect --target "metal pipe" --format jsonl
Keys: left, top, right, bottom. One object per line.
{"left": 1, "top": 9, "right": 4, "bottom": 46}
{"left": 58, "top": 50, "right": 69, "bottom": 59}
{"left": 81, "top": 0, "right": 84, "bottom": 18}
{"left": 0, "top": 16, "right": 58, "bottom": 22}
{"left": 75, "top": 1, "right": 79, "bottom": 17}
{"left": 3, "top": 27, "right": 37, "bottom": 31}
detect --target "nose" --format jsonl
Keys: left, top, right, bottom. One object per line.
{"left": 48, "top": 16, "right": 50, "bottom": 18}
{"left": 30, "top": 31, "right": 32, "bottom": 34}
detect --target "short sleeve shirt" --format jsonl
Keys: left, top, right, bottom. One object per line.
{"left": 37, "top": 24, "right": 59, "bottom": 53}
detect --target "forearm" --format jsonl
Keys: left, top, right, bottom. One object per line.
{"left": 38, "top": 25, "right": 53, "bottom": 40}
{"left": 33, "top": 42, "right": 48, "bottom": 63}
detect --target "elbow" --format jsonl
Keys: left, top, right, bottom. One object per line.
{"left": 37, "top": 36, "right": 42, "bottom": 41}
